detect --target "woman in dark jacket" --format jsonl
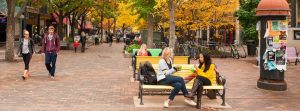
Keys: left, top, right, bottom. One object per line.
{"left": 80, "top": 32, "right": 86, "bottom": 52}
{"left": 17, "top": 30, "right": 35, "bottom": 80}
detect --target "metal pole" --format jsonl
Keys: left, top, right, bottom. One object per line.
{"left": 19, "top": 18, "right": 23, "bottom": 43}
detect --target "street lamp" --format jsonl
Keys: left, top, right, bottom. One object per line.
{"left": 19, "top": 14, "right": 25, "bottom": 42}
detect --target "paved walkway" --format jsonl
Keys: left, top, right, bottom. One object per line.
{"left": 0, "top": 43, "right": 299, "bottom": 111}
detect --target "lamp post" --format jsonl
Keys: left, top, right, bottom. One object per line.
{"left": 19, "top": 14, "right": 25, "bottom": 42}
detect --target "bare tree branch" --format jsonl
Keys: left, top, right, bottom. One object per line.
{"left": 14, "top": 0, "right": 30, "bottom": 20}
{"left": 63, "top": 6, "right": 81, "bottom": 18}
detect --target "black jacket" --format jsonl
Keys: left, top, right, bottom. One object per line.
{"left": 80, "top": 36, "right": 86, "bottom": 44}
{"left": 17, "top": 38, "right": 35, "bottom": 55}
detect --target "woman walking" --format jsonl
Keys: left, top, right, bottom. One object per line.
{"left": 80, "top": 32, "right": 86, "bottom": 53}
{"left": 17, "top": 30, "right": 35, "bottom": 80}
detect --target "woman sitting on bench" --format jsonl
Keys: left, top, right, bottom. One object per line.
{"left": 187, "top": 53, "right": 217, "bottom": 101}
{"left": 136, "top": 44, "right": 152, "bottom": 56}
{"left": 157, "top": 47, "right": 196, "bottom": 108}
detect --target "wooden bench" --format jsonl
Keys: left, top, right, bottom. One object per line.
{"left": 133, "top": 56, "right": 190, "bottom": 80}
{"left": 132, "top": 49, "right": 162, "bottom": 56}
{"left": 60, "top": 41, "right": 69, "bottom": 50}
{"left": 131, "top": 49, "right": 162, "bottom": 70}
{"left": 138, "top": 64, "right": 226, "bottom": 109}
{"left": 287, "top": 47, "right": 300, "bottom": 65}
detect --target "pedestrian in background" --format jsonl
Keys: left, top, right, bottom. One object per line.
{"left": 80, "top": 32, "right": 86, "bottom": 53}
{"left": 108, "top": 32, "right": 113, "bottom": 47}
{"left": 73, "top": 40, "right": 80, "bottom": 53}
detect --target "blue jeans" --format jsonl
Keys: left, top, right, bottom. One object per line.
{"left": 158, "top": 75, "right": 189, "bottom": 100}
{"left": 45, "top": 52, "right": 57, "bottom": 77}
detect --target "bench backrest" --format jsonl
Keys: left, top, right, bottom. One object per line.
{"left": 152, "top": 64, "right": 195, "bottom": 86}
{"left": 133, "top": 49, "right": 162, "bottom": 56}
{"left": 287, "top": 47, "right": 298, "bottom": 58}
{"left": 136, "top": 56, "right": 190, "bottom": 71}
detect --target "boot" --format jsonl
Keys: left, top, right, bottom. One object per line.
{"left": 196, "top": 84, "right": 203, "bottom": 109}
{"left": 190, "top": 77, "right": 202, "bottom": 97}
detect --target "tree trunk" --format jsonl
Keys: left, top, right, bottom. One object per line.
{"left": 100, "top": 12, "right": 104, "bottom": 41}
{"left": 160, "top": 26, "right": 164, "bottom": 42}
{"left": 70, "top": 15, "right": 76, "bottom": 40}
{"left": 80, "top": 15, "right": 85, "bottom": 33}
{"left": 5, "top": 0, "right": 16, "bottom": 61}
{"left": 113, "top": 18, "right": 116, "bottom": 39}
{"left": 58, "top": 12, "right": 64, "bottom": 40}
{"left": 169, "top": 0, "right": 176, "bottom": 49}
{"left": 147, "top": 14, "right": 154, "bottom": 48}
{"left": 207, "top": 26, "right": 210, "bottom": 44}
{"left": 122, "top": 23, "right": 125, "bottom": 36}
{"left": 108, "top": 19, "right": 111, "bottom": 33}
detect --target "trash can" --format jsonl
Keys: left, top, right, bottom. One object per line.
{"left": 208, "top": 41, "right": 216, "bottom": 50}
{"left": 246, "top": 40, "right": 256, "bottom": 56}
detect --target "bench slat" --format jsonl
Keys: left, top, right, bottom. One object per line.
{"left": 142, "top": 85, "right": 224, "bottom": 90}
{"left": 136, "top": 57, "right": 190, "bottom": 70}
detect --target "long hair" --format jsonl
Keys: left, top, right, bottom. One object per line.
{"left": 198, "top": 53, "right": 212, "bottom": 72}
{"left": 161, "top": 47, "right": 173, "bottom": 60}
{"left": 139, "top": 44, "right": 147, "bottom": 51}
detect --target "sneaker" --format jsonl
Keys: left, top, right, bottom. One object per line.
{"left": 185, "top": 98, "right": 196, "bottom": 106}
{"left": 163, "top": 99, "right": 171, "bottom": 108}
{"left": 22, "top": 76, "right": 26, "bottom": 80}
{"left": 50, "top": 76, "right": 55, "bottom": 80}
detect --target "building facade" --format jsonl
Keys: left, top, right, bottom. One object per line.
{"left": 288, "top": 0, "right": 300, "bottom": 49}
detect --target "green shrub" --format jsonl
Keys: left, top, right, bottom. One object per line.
{"left": 66, "top": 37, "right": 74, "bottom": 43}
{"left": 199, "top": 47, "right": 223, "bottom": 56}
{"left": 126, "top": 44, "right": 140, "bottom": 53}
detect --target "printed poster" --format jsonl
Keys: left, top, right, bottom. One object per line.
{"left": 264, "top": 20, "right": 288, "bottom": 71}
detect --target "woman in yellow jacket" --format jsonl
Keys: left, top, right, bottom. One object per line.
{"left": 187, "top": 53, "right": 216, "bottom": 102}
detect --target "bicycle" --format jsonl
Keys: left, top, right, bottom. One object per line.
{"left": 236, "top": 43, "right": 247, "bottom": 58}
{"left": 227, "top": 44, "right": 239, "bottom": 59}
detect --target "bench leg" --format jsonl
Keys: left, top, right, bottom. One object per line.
{"left": 221, "top": 88, "right": 226, "bottom": 106}
{"left": 133, "top": 68, "right": 136, "bottom": 80}
{"left": 140, "top": 86, "right": 144, "bottom": 105}
{"left": 138, "top": 83, "right": 141, "bottom": 99}
{"left": 296, "top": 59, "right": 299, "bottom": 65}
{"left": 196, "top": 86, "right": 203, "bottom": 109}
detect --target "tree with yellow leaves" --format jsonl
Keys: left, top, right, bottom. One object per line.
{"left": 155, "top": 0, "right": 238, "bottom": 46}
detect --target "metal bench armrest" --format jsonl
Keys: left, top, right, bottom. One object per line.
{"left": 139, "top": 75, "right": 144, "bottom": 82}
{"left": 218, "top": 75, "right": 226, "bottom": 86}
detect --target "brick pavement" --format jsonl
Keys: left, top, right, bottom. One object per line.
{"left": 0, "top": 43, "right": 299, "bottom": 111}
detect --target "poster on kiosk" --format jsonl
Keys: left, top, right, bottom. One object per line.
{"left": 263, "top": 20, "right": 288, "bottom": 71}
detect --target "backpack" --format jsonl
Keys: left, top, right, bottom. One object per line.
{"left": 140, "top": 61, "right": 157, "bottom": 85}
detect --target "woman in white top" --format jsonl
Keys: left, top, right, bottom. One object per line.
{"left": 17, "top": 30, "right": 35, "bottom": 80}
{"left": 157, "top": 47, "right": 196, "bottom": 108}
